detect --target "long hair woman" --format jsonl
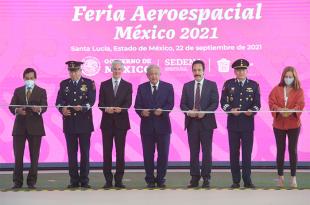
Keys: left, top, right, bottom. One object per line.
{"left": 269, "top": 66, "right": 305, "bottom": 188}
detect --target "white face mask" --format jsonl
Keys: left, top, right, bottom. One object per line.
{"left": 25, "top": 80, "right": 35, "bottom": 89}
{"left": 284, "top": 77, "right": 294, "bottom": 86}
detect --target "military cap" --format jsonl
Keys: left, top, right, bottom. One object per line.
{"left": 65, "top": 61, "right": 83, "bottom": 71}
{"left": 231, "top": 59, "right": 249, "bottom": 70}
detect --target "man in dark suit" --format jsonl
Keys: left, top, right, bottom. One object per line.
{"left": 56, "top": 61, "right": 96, "bottom": 188}
{"left": 98, "top": 60, "right": 132, "bottom": 189}
{"left": 220, "top": 59, "right": 261, "bottom": 189}
{"left": 180, "top": 60, "right": 219, "bottom": 188}
{"left": 9, "top": 68, "right": 47, "bottom": 189}
{"left": 134, "top": 64, "right": 174, "bottom": 188}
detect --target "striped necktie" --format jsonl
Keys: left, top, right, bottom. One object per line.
{"left": 114, "top": 80, "right": 119, "bottom": 96}
{"left": 194, "top": 83, "right": 201, "bottom": 110}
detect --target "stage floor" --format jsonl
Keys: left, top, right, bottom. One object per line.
{"left": 1, "top": 170, "right": 309, "bottom": 205}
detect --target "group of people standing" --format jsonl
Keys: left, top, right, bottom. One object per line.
{"left": 8, "top": 58, "right": 305, "bottom": 189}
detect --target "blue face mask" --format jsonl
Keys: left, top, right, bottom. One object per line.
{"left": 284, "top": 77, "right": 294, "bottom": 86}
{"left": 25, "top": 80, "right": 35, "bottom": 89}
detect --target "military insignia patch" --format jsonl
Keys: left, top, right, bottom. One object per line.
{"left": 229, "top": 87, "right": 235, "bottom": 94}
{"left": 246, "top": 87, "right": 253, "bottom": 92}
{"left": 81, "top": 84, "right": 88, "bottom": 92}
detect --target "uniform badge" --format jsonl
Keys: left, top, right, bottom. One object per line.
{"left": 230, "top": 97, "right": 234, "bottom": 101}
{"left": 81, "top": 84, "right": 88, "bottom": 92}
{"left": 246, "top": 87, "right": 253, "bottom": 92}
{"left": 229, "top": 87, "right": 235, "bottom": 94}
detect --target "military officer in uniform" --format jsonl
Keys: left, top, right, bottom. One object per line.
{"left": 56, "top": 61, "right": 96, "bottom": 188}
{"left": 220, "top": 59, "right": 261, "bottom": 189}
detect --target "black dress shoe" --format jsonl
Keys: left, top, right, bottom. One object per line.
{"left": 67, "top": 183, "right": 79, "bottom": 189}
{"left": 147, "top": 182, "right": 156, "bottom": 188}
{"left": 81, "top": 183, "right": 91, "bottom": 188}
{"left": 187, "top": 182, "right": 199, "bottom": 188}
{"left": 27, "top": 184, "right": 36, "bottom": 189}
{"left": 244, "top": 183, "right": 255, "bottom": 189}
{"left": 12, "top": 184, "right": 22, "bottom": 189}
{"left": 157, "top": 183, "right": 166, "bottom": 188}
{"left": 103, "top": 182, "right": 113, "bottom": 189}
{"left": 115, "top": 182, "right": 126, "bottom": 189}
{"left": 202, "top": 180, "right": 210, "bottom": 188}
{"left": 230, "top": 183, "right": 240, "bottom": 189}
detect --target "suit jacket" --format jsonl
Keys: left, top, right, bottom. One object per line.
{"left": 134, "top": 81, "right": 174, "bottom": 136}
{"left": 55, "top": 77, "right": 96, "bottom": 134}
{"left": 98, "top": 78, "right": 132, "bottom": 131}
{"left": 180, "top": 79, "right": 219, "bottom": 130}
{"left": 9, "top": 85, "right": 47, "bottom": 136}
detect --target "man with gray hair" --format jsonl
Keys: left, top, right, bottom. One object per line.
{"left": 98, "top": 60, "right": 132, "bottom": 188}
{"left": 134, "top": 64, "right": 174, "bottom": 188}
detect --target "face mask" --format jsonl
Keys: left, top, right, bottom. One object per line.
{"left": 284, "top": 77, "right": 294, "bottom": 86}
{"left": 25, "top": 80, "right": 35, "bottom": 89}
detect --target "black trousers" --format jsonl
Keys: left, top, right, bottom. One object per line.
{"left": 187, "top": 120, "right": 213, "bottom": 181}
{"left": 228, "top": 130, "right": 253, "bottom": 185}
{"left": 13, "top": 134, "right": 42, "bottom": 186}
{"left": 65, "top": 133, "right": 91, "bottom": 185}
{"left": 273, "top": 127, "right": 300, "bottom": 176}
{"left": 141, "top": 132, "right": 170, "bottom": 184}
{"left": 102, "top": 128, "right": 127, "bottom": 183}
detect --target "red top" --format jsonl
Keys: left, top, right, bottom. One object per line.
{"left": 269, "top": 85, "right": 305, "bottom": 130}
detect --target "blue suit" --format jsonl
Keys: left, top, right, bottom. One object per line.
{"left": 56, "top": 77, "right": 96, "bottom": 186}
{"left": 134, "top": 81, "right": 174, "bottom": 184}
{"left": 220, "top": 78, "right": 261, "bottom": 185}
{"left": 180, "top": 79, "right": 219, "bottom": 182}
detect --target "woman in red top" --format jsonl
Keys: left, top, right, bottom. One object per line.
{"left": 269, "top": 66, "right": 305, "bottom": 188}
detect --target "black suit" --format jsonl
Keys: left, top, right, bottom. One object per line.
{"left": 180, "top": 79, "right": 219, "bottom": 181}
{"left": 98, "top": 78, "right": 132, "bottom": 183}
{"left": 9, "top": 85, "right": 47, "bottom": 186}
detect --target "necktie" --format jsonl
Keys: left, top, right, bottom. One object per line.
{"left": 73, "top": 81, "right": 77, "bottom": 86}
{"left": 238, "top": 81, "right": 243, "bottom": 88}
{"left": 194, "top": 83, "right": 201, "bottom": 110}
{"left": 152, "top": 85, "right": 157, "bottom": 98}
{"left": 26, "top": 88, "right": 32, "bottom": 104}
{"left": 114, "top": 80, "right": 119, "bottom": 96}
